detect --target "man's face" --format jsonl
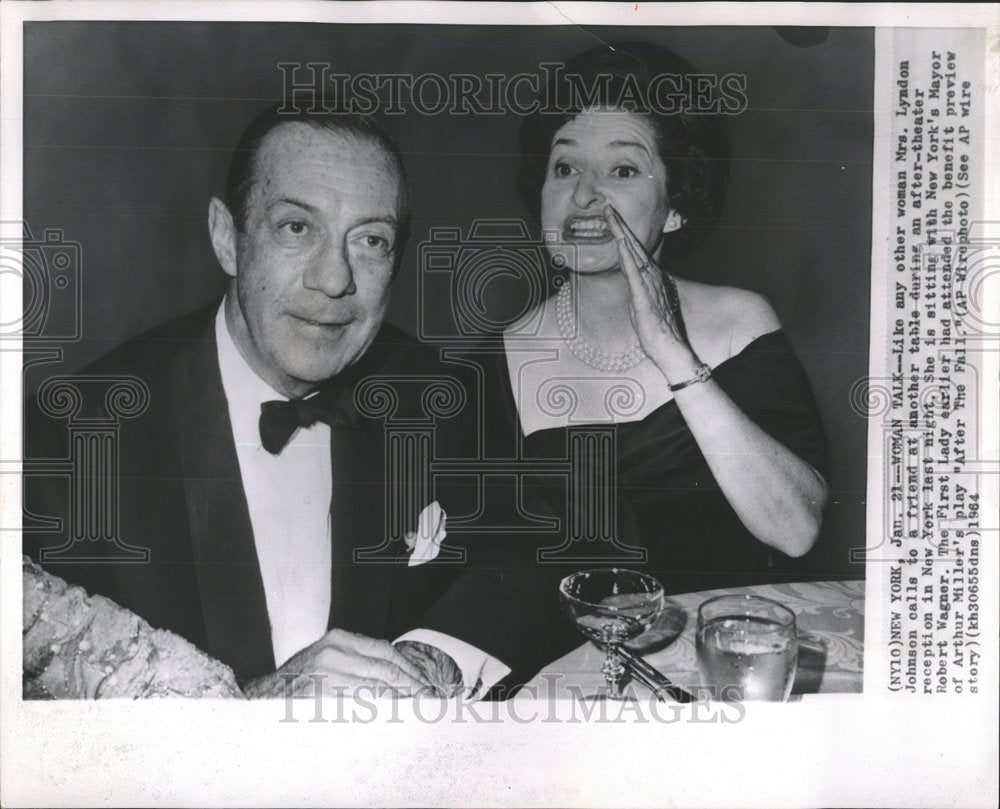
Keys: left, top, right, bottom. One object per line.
{"left": 218, "top": 122, "right": 403, "bottom": 398}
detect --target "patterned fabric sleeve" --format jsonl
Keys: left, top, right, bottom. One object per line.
{"left": 23, "top": 557, "right": 245, "bottom": 699}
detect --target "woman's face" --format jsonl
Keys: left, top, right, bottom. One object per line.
{"left": 540, "top": 109, "right": 673, "bottom": 275}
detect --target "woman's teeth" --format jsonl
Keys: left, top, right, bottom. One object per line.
{"left": 567, "top": 218, "right": 611, "bottom": 240}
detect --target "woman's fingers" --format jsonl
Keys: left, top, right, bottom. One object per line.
{"left": 626, "top": 238, "right": 650, "bottom": 279}
{"left": 603, "top": 204, "right": 688, "bottom": 349}
{"left": 604, "top": 205, "right": 646, "bottom": 294}
{"left": 606, "top": 205, "right": 664, "bottom": 299}
{"left": 598, "top": 205, "right": 689, "bottom": 353}
{"left": 604, "top": 206, "right": 632, "bottom": 261}
{"left": 605, "top": 204, "right": 660, "bottom": 280}
{"left": 604, "top": 203, "right": 644, "bottom": 254}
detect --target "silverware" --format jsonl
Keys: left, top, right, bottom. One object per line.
{"left": 619, "top": 646, "right": 696, "bottom": 703}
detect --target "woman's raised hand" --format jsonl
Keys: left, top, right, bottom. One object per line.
{"left": 604, "top": 204, "right": 690, "bottom": 362}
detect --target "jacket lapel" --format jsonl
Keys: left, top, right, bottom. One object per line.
{"left": 326, "top": 381, "right": 395, "bottom": 637}
{"left": 171, "top": 310, "right": 275, "bottom": 681}
{"left": 324, "top": 328, "right": 423, "bottom": 638}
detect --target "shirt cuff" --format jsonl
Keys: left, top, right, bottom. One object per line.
{"left": 394, "top": 628, "right": 510, "bottom": 698}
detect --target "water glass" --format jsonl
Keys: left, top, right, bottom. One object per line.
{"left": 696, "top": 594, "right": 797, "bottom": 701}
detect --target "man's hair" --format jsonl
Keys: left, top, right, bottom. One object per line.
{"left": 517, "top": 42, "right": 730, "bottom": 261}
{"left": 223, "top": 104, "right": 412, "bottom": 249}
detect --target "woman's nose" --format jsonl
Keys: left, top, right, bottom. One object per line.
{"left": 302, "top": 243, "right": 357, "bottom": 297}
{"left": 571, "top": 170, "right": 606, "bottom": 209}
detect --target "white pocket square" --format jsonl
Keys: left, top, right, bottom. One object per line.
{"left": 404, "top": 501, "right": 447, "bottom": 567}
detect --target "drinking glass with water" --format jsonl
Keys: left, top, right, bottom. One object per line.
{"left": 696, "top": 594, "right": 798, "bottom": 701}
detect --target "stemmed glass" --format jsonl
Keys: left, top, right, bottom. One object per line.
{"left": 559, "top": 568, "right": 665, "bottom": 699}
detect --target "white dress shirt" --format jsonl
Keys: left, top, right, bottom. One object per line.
{"left": 215, "top": 305, "right": 509, "bottom": 692}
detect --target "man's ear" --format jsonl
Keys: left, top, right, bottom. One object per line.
{"left": 208, "top": 197, "right": 239, "bottom": 278}
{"left": 662, "top": 210, "right": 685, "bottom": 234}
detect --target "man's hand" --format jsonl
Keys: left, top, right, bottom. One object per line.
{"left": 242, "top": 628, "right": 433, "bottom": 699}
{"left": 395, "top": 640, "right": 464, "bottom": 698}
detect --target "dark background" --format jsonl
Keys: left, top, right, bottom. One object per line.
{"left": 22, "top": 22, "right": 873, "bottom": 580}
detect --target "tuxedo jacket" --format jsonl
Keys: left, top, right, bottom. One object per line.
{"left": 23, "top": 304, "right": 554, "bottom": 687}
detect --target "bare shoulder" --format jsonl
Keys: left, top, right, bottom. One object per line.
{"left": 719, "top": 286, "right": 782, "bottom": 350}
{"left": 675, "top": 279, "right": 782, "bottom": 362}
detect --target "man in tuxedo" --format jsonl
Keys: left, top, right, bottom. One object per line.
{"left": 23, "top": 106, "right": 543, "bottom": 699}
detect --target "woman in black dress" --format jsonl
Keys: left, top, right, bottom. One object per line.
{"left": 488, "top": 42, "right": 829, "bottom": 603}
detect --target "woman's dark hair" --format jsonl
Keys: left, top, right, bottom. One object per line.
{"left": 224, "top": 104, "right": 411, "bottom": 248}
{"left": 518, "top": 42, "right": 730, "bottom": 261}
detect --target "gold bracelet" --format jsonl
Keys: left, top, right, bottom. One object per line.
{"left": 668, "top": 363, "right": 712, "bottom": 392}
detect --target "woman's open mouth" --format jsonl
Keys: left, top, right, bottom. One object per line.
{"left": 563, "top": 216, "right": 613, "bottom": 243}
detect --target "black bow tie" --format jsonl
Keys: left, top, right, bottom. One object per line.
{"left": 259, "top": 393, "right": 358, "bottom": 454}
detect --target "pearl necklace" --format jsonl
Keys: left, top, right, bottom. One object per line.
{"left": 555, "top": 280, "right": 645, "bottom": 373}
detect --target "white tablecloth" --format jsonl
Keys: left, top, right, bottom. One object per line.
{"left": 521, "top": 579, "right": 864, "bottom": 700}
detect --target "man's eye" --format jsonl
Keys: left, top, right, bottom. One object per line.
{"left": 352, "top": 232, "right": 393, "bottom": 255}
{"left": 280, "top": 220, "right": 308, "bottom": 236}
{"left": 612, "top": 166, "right": 639, "bottom": 179}
{"left": 553, "top": 161, "right": 577, "bottom": 178}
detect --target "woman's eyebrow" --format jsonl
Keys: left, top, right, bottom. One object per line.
{"left": 607, "top": 139, "right": 651, "bottom": 156}
{"left": 552, "top": 137, "right": 650, "bottom": 156}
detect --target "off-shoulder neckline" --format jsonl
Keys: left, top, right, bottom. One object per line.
{"left": 507, "top": 329, "right": 789, "bottom": 440}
